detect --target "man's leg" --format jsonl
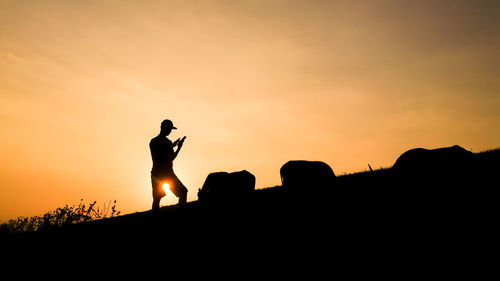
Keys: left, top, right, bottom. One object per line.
{"left": 151, "top": 175, "right": 162, "bottom": 215}
{"left": 152, "top": 196, "right": 161, "bottom": 215}
{"left": 178, "top": 188, "right": 187, "bottom": 205}
{"left": 171, "top": 174, "right": 188, "bottom": 205}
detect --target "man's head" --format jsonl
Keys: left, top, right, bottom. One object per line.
{"left": 160, "top": 119, "right": 177, "bottom": 136}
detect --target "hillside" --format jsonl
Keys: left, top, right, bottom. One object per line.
{"left": 8, "top": 149, "right": 499, "bottom": 258}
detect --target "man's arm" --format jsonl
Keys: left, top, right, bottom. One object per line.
{"left": 172, "top": 136, "right": 186, "bottom": 160}
{"left": 150, "top": 139, "right": 159, "bottom": 163}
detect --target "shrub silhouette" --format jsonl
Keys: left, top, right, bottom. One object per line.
{"left": 0, "top": 199, "right": 120, "bottom": 235}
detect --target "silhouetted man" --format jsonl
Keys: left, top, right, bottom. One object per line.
{"left": 150, "top": 119, "right": 188, "bottom": 214}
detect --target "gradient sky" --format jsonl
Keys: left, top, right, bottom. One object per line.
{"left": 1, "top": 0, "right": 499, "bottom": 221}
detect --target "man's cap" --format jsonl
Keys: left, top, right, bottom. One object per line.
{"left": 161, "top": 119, "right": 177, "bottom": 130}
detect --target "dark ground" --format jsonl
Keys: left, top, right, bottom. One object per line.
{"left": 4, "top": 149, "right": 498, "bottom": 272}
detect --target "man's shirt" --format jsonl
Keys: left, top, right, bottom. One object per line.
{"left": 150, "top": 135, "right": 175, "bottom": 176}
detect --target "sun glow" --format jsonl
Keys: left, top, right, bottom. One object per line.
{"left": 162, "top": 182, "right": 170, "bottom": 194}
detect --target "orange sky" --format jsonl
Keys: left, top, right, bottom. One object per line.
{"left": 1, "top": 0, "right": 499, "bottom": 221}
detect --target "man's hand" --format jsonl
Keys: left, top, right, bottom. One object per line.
{"left": 177, "top": 136, "right": 186, "bottom": 148}
{"left": 173, "top": 138, "right": 181, "bottom": 147}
